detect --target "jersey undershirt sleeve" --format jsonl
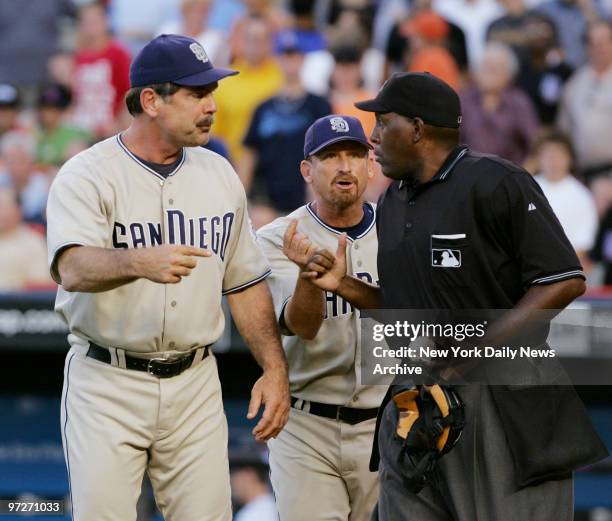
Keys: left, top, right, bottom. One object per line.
{"left": 486, "top": 167, "right": 584, "bottom": 288}
{"left": 46, "top": 163, "right": 111, "bottom": 283}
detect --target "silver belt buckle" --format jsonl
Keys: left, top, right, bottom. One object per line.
{"left": 147, "top": 355, "right": 182, "bottom": 378}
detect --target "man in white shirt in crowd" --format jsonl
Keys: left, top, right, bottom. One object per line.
{"left": 534, "top": 130, "right": 598, "bottom": 268}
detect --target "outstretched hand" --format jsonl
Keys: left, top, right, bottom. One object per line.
{"left": 300, "top": 233, "right": 348, "bottom": 292}
{"left": 283, "top": 219, "right": 319, "bottom": 271}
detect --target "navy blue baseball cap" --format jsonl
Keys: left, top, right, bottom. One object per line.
{"left": 130, "top": 34, "right": 238, "bottom": 88}
{"left": 304, "top": 115, "right": 372, "bottom": 158}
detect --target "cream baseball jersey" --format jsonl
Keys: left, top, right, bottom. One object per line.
{"left": 257, "top": 203, "right": 386, "bottom": 408}
{"left": 47, "top": 135, "right": 270, "bottom": 353}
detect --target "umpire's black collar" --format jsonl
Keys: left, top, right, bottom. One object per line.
{"left": 398, "top": 145, "right": 469, "bottom": 190}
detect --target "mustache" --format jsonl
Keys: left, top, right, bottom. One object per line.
{"left": 197, "top": 117, "right": 214, "bottom": 127}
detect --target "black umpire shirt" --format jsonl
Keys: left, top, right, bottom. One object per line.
{"left": 370, "top": 146, "right": 608, "bottom": 480}
{"left": 376, "top": 145, "right": 584, "bottom": 310}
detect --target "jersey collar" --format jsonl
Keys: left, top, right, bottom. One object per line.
{"left": 306, "top": 201, "right": 376, "bottom": 241}
{"left": 398, "top": 145, "right": 468, "bottom": 190}
{"left": 116, "top": 134, "right": 186, "bottom": 181}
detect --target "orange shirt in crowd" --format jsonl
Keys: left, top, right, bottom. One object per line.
{"left": 408, "top": 46, "right": 460, "bottom": 92}
{"left": 332, "top": 89, "right": 377, "bottom": 141}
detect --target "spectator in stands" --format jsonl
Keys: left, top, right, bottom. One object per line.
{"left": 329, "top": 45, "right": 375, "bottom": 138}
{"left": 325, "top": 1, "right": 373, "bottom": 52}
{"left": 385, "top": 0, "right": 468, "bottom": 76}
{"left": 47, "top": 51, "right": 75, "bottom": 90}
{"left": 229, "top": 0, "right": 291, "bottom": 63}
{"left": 589, "top": 171, "right": 612, "bottom": 218}
{"left": 433, "top": 0, "right": 503, "bottom": 68}
{"left": 36, "top": 84, "right": 91, "bottom": 169}
{"left": 328, "top": 44, "right": 390, "bottom": 202}
{"left": 460, "top": 41, "right": 539, "bottom": 165}
{"left": 0, "top": 0, "right": 73, "bottom": 87}
{"left": 230, "top": 460, "right": 277, "bottom": 521}
{"left": 0, "top": 132, "right": 49, "bottom": 226}
{"left": 372, "top": 0, "right": 412, "bottom": 53}
{"left": 285, "top": 0, "right": 327, "bottom": 53}
{"left": 486, "top": 0, "right": 561, "bottom": 73}
{"left": 207, "top": 0, "right": 245, "bottom": 35}
{"left": 239, "top": 30, "right": 331, "bottom": 228}
{"left": 109, "top": 0, "right": 180, "bottom": 55}
{"left": 0, "top": 186, "right": 51, "bottom": 291}
{"left": 0, "top": 84, "right": 22, "bottom": 142}
{"left": 534, "top": 131, "right": 598, "bottom": 266}
{"left": 400, "top": 9, "right": 461, "bottom": 91}
{"left": 590, "top": 199, "right": 612, "bottom": 284}
{"left": 325, "top": 2, "right": 385, "bottom": 95}
{"left": 537, "top": 0, "right": 603, "bottom": 68}
{"left": 157, "top": 0, "right": 229, "bottom": 66}
{"left": 286, "top": 0, "right": 337, "bottom": 96}
{"left": 213, "top": 16, "right": 284, "bottom": 163}
{"left": 512, "top": 15, "right": 573, "bottom": 125}
{"left": 71, "top": 1, "right": 131, "bottom": 138}
{"left": 557, "top": 20, "right": 612, "bottom": 178}
{"left": 486, "top": 0, "right": 574, "bottom": 125}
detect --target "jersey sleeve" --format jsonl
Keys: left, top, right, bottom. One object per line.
{"left": 255, "top": 226, "right": 300, "bottom": 319}
{"left": 46, "top": 165, "right": 111, "bottom": 283}
{"left": 486, "top": 168, "right": 584, "bottom": 287}
{"left": 221, "top": 179, "right": 271, "bottom": 294}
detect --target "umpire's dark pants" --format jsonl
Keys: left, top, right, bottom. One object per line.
{"left": 372, "top": 385, "right": 573, "bottom": 521}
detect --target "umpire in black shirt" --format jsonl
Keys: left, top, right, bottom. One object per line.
{"left": 300, "top": 72, "right": 608, "bottom": 521}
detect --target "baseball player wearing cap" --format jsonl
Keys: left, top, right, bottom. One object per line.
{"left": 256, "top": 115, "right": 386, "bottom": 521}
{"left": 46, "top": 35, "right": 290, "bottom": 521}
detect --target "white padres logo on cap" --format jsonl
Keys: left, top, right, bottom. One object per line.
{"left": 330, "top": 117, "right": 349, "bottom": 133}
{"left": 189, "top": 42, "right": 209, "bottom": 63}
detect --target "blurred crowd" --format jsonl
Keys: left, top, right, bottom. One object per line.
{"left": 1, "top": 0, "right": 612, "bottom": 293}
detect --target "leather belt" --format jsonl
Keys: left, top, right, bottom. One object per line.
{"left": 86, "top": 342, "right": 211, "bottom": 378}
{"left": 291, "top": 396, "right": 378, "bottom": 425}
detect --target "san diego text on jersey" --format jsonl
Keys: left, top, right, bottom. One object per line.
{"left": 112, "top": 209, "right": 235, "bottom": 259}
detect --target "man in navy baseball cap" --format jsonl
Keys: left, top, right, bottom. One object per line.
{"left": 129, "top": 34, "right": 238, "bottom": 88}
{"left": 304, "top": 115, "right": 372, "bottom": 158}
{"left": 123, "top": 34, "right": 239, "bottom": 146}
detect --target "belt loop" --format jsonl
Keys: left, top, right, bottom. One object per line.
{"left": 116, "top": 348, "right": 127, "bottom": 369}
{"left": 108, "top": 347, "right": 119, "bottom": 367}
{"left": 191, "top": 347, "right": 204, "bottom": 368}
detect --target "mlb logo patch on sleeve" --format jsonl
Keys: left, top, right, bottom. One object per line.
{"left": 432, "top": 248, "right": 461, "bottom": 268}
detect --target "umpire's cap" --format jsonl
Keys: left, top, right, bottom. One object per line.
{"left": 304, "top": 115, "right": 372, "bottom": 158}
{"left": 129, "top": 34, "right": 238, "bottom": 88}
{"left": 356, "top": 72, "right": 462, "bottom": 129}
